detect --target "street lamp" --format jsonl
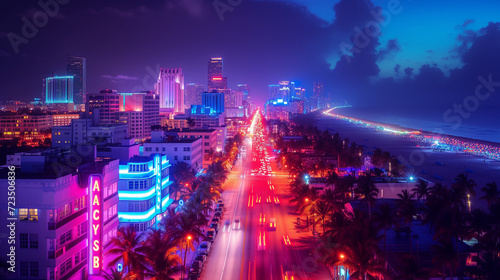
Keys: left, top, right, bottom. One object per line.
{"left": 182, "top": 235, "right": 193, "bottom": 279}
{"left": 305, "top": 198, "right": 310, "bottom": 227}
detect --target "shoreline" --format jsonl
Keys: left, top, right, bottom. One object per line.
{"left": 322, "top": 108, "right": 500, "bottom": 148}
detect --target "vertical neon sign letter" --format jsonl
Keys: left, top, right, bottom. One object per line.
{"left": 89, "top": 175, "right": 102, "bottom": 275}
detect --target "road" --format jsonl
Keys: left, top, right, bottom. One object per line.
{"left": 199, "top": 112, "right": 331, "bottom": 280}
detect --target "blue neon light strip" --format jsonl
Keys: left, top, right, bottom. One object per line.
{"left": 118, "top": 187, "right": 156, "bottom": 200}
{"left": 118, "top": 207, "right": 156, "bottom": 222}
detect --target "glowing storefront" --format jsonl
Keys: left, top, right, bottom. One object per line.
{"left": 117, "top": 154, "right": 173, "bottom": 231}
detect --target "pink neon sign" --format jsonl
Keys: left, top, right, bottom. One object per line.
{"left": 89, "top": 175, "right": 102, "bottom": 275}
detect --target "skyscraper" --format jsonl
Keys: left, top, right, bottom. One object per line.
{"left": 154, "top": 68, "right": 184, "bottom": 113}
{"left": 313, "top": 82, "right": 324, "bottom": 109}
{"left": 202, "top": 91, "right": 225, "bottom": 114}
{"left": 67, "top": 56, "right": 87, "bottom": 105}
{"left": 44, "top": 76, "right": 74, "bottom": 104}
{"left": 237, "top": 84, "right": 249, "bottom": 102}
{"left": 185, "top": 83, "right": 205, "bottom": 108}
{"left": 208, "top": 57, "right": 227, "bottom": 90}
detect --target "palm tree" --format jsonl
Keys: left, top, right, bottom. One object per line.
{"left": 141, "top": 229, "right": 181, "bottom": 280}
{"left": 325, "top": 211, "right": 353, "bottom": 242}
{"left": 175, "top": 211, "right": 206, "bottom": 278}
{"left": 480, "top": 182, "right": 500, "bottom": 209}
{"left": 453, "top": 173, "right": 477, "bottom": 213}
{"left": 413, "top": 179, "right": 430, "bottom": 203}
{"left": 186, "top": 118, "right": 195, "bottom": 129}
{"left": 354, "top": 175, "right": 379, "bottom": 217}
{"left": 103, "top": 268, "right": 138, "bottom": 280}
{"left": 314, "top": 200, "right": 332, "bottom": 234}
{"left": 397, "top": 190, "right": 417, "bottom": 253}
{"left": 107, "top": 226, "right": 147, "bottom": 276}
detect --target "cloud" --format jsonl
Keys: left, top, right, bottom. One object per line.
{"left": 394, "top": 64, "right": 400, "bottom": 74}
{"left": 378, "top": 39, "right": 401, "bottom": 60}
{"left": 404, "top": 67, "right": 413, "bottom": 76}
{"left": 455, "top": 19, "right": 475, "bottom": 30}
{"left": 101, "top": 74, "right": 138, "bottom": 80}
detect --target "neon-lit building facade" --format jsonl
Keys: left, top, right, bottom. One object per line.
{"left": 202, "top": 91, "right": 225, "bottom": 114}
{"left": 154, "top": 68, "right": 184, "bottom": 114}
{"left": 0, "top": 152, "right": 119, "bottom": 280}
{"left": 117, "top": 154, "right": 173, "bottom": 232}
{"left": 44, "top": 76, "right": 74, "bottom": 104}
{"left": 208, "top": 57, "right": 227, "bottom": 90}
{"left": 185, "top": 83, "right": 205, "bottom": 108}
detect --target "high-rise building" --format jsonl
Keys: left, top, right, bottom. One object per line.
{"left": 268, "top": 82, "right": 291, "bottom": 102}
{"left": 154, "top": 68, "right": 184, "bottom": 113}
{"left": 44, "top": 76, "right": 74, "bottom": 104}
{"left": 67, "top": 56, "right": 87, "bottom": 105}
{"left": 117, "top": 91, "right": 160, "bottom": 141}
{"left": 313, "top": 82, "right": 324, "bottom": 109}
{"left": 202, "top": 91, "right": 225, "bottom": 114}
{"left": 185, "top": 83, "right": 204, "bottom": 108}
{"left": 208, "top": 57, "right": 223, "bottom": 88}
{"left": 86, "top": 89, "right": 120, "bottom": 125}
{"left": 237, "top": 84, "right": 250, "bottom": 102}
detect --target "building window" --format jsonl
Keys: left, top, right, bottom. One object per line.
{"left": 30, "top": 262, "right": 39, "bottom": 277}
{"left": 204, "top": 135, "right": 209, "bottom": 139}
{"left": 29, "top": 209, "right": 38, "bottom": 222}
{"left": 162, "top": 147, "right": 165, "bottom": 152}
{"left": 19, "top": 208, "right": 28, "bottom": 221}
{"left": 174, "top": 147, "right": 178, "bottom": 151}
{"left": 20, "top": 233, "right": 28, "bottom": 248}
{"left": 20, "top": 261, "right": 29, "bottom": 277}
{"left": 174, "top": 156, "right": 178, "bottom": 160}
{"left": 30, "top": 234, "right": 38, "bottom": 249}
{"left": 204, "top": 142, "right": 209, "bottom": 146}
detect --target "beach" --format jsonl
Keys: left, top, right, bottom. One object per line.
{"left": 315, "top": 113, "right": 500, "bottom": 211}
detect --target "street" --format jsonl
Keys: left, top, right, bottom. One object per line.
{"left": 199, "top": 112, "right": 331, "bottom": 280}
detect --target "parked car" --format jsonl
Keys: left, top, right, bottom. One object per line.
{"left": 214, "top": 211, "right": 222, "bottom": 218}
{"left": 191, "top": 260, "right": 203, "bottom": 272}
{"left": 206, "top": 229, "right": 216, "bottom": 241}
{"left": 198, "top": 241, "right": 211, "bottom": 255}
{"left": 194, "top": 254, "right": 206, "bottom": 264}
{"left": 211, "top": 217, "right": 220, "bottom": 224}
{"left": 210, "top": 222, "right": 219, "bottom": 232}
{"left": 217, "top": 199, "right": 223, "bottom": 204}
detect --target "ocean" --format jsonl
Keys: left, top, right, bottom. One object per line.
{"left": 333, "top": 106, "right": 500, "bottom": 144}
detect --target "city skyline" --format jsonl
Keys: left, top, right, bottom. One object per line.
{"left": 1, "top": 1, "right": 499, "bottom": 108}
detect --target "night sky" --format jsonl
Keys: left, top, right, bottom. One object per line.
{"left": 1, "top": 0, "right": 499, "bottom": 108}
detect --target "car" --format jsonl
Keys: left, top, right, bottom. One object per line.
{"left": 233, "top": 216, "right": 241, "bottom": 230}
{"left": 259, "top": 213, "right": 265, "bottom": 226}
{"left": 268, "top": 218, "right": 276, "bottom": 231}
{"left": 191, "top": 260, "right": 203, "bottom": 273}
{"left": 188, "top": 268, "right": 201, "bottom": 279}
{"left": 198, "top": 241, "right": 211, "bottom": 255}
{"left": 266, "top": 196, "right": 272, "bottom": 203}
{"left": 274, "top": 196, "right": 280, "bottom": 204}
{"left": 256, "top": 195, "right": 261, "bottom": 204}
{"left": 206, "top": 229, "right": 216, "bottom": 240}
{"left": 257, "top": 231, "right": 266, "bottom": 251}
{"left": 214, "top": 211, "right": 222, "bottom": 218}
{"left": 269, "top": 184, "right": 275, "bottom": 190}
{"left": 210, "top": 222, "right": 219, "bottom": 233}
{"left": 217, "top": 199, "right": 223, "bottom": 204}
{"left": 282, "top": 234, "right": 291, "bottom": 246}
{"left": 223, "top": 220, "right": 231, "bottom": 232}
{"left": 211, "top": 217, "right": 220, "bottom": 224}
{"left": 218, "top": 203, "right": 225, "bottom": 209}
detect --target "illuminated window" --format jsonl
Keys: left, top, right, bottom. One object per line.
{"left": 29, "top": 209, "right": 38, "bottom": 221}
{"left": 19, "top": 208, "right": 28, "bottom": 221}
